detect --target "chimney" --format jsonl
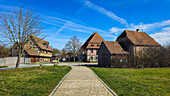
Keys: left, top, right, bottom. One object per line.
{"left": 136, "top": 29, "right": 140, "bottom": 32}
{"left": 93, "top": 32, "right": 97, "bottom": 34}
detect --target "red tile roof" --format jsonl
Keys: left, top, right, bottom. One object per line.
{"left": 32, "top": 35, "right": 53, "bottom": 51}
{"left": 24, "top": 44, "right": 39, "bottom": 56}
{"left": 103, "top": 41, "right": 129, "bottom": 54}
{"left": 82, "top": 32, "right": 104, "bottom": 49}
{"left": 89, "top": 32, "right": 104, "bottom": 43}
{"left": 117, "top": 30, "right": 160, "bottom": 46}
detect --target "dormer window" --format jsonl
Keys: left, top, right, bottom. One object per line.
{"left": 97, "top": 44, "right": 99, "bottom": 46}
{"left": 91, "top": 44, "right": 94, "bottom": 46}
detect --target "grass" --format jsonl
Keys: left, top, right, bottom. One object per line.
{"left": 0, "top": 66, "right": 7, "bottom": 68}
{"left": 89, "top": 67, "right": 170, "bottom": 96}
{"left": 0, "top": 66, "right": 71, "bottom": 96}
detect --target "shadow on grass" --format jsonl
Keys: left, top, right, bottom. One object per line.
{"left": 72, "top": 63, "right": 99, "bottom": 67}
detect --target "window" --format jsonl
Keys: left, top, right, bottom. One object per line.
{"left": 33, "top": 45, "right": 36, "bottom": 48}
{"left": 120, "top": 59, "right": 123, "bottom": 62}
{"left": 96, "top": 57, "right": 98, "bottom": 59}
{"left": 125, "top": 59, "right": 128, "bottom": 62}
{"left": 91, "top": 56, "right": 93, "bottom": 59}
{"left": 97, "top": 44, "right": 99, "bottom": 46}
{"left": 91, "top": 44, "right": 94, "bottom": 46}
{"left": 91, "top": 49, "right": 93, "bottom": 53}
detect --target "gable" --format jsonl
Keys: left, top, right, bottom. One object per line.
{"left": 24, "top": 44, "right": 39, "bottom": 56}
{"left": 98, "top": 42, "right": 111, "bottom": 55}
{"left": 81, "top": 33, "right": 95, "bottom": 49}
{"left": 82, "top": 32, "right": 104, "bottom": 49}
{"left": 31, "top": 35, "right": 53, "bottom": 51}
{"left": 89, "top": 32, "right": 104, "bottom": 43}
{"left": 104, "top": 41, "right": 129, "bottom": 54}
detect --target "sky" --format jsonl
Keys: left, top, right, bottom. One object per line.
{"left": 0, "top": 0, "right": 170, "bottom": 50}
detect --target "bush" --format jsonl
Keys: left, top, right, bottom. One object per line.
{"left": 127, "top": 43, "right": 170, "bottom": 68}
{"left": 111, "top": 43, "right": 170, "bottom": 68}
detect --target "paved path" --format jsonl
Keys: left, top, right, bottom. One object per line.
{"left": 53, "top": 66, "right": 114, "bottom": 96}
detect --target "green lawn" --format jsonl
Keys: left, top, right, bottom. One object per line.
{"left": 89, "top": 67, "right": 170, "bottom": 96}
{"left": 0, "top": 66, "right": 71, "bottom": 96}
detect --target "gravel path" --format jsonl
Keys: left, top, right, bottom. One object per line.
{"left": 53, "top": 66, "right": 114, "bottom": 96}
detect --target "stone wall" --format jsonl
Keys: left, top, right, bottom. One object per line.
{"left": 0, "top": 57, "right": 31, "bottom": 66}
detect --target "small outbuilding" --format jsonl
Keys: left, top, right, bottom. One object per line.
{"left": 98, "top": 41, "right": 129, "bottom": 67}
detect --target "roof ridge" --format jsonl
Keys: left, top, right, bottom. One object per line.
{"left": 31, "top": 35, "right": 53, "bottom": 51}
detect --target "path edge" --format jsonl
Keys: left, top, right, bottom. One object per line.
{"left": 91, "top": 68, "right": 118, "bottom": 96}
{"left": 49, "top": 68, "right": 72, "bottom": 96}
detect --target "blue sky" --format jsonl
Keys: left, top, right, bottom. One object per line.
{"left": 0, "top": 0, "right": 170, "bottom": 49}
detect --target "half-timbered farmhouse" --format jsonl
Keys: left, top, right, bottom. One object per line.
{"left": 79, "top": 32, "right": 104, "bottom": 62}
{"left": 11, "top": 35, "right": 53, "bottom": 63}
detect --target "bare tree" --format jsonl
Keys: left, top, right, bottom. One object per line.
{"left": 0, "top": 7, "right": 44, "bottom": 68}
{"left": 61, "top": 49, "right": 67, "bottom": 57}
{"left": 52, "top": 48, "right": 61, "bottom": 56}
{"left": 65, "top": 36, "right": 82, "bottom": 62}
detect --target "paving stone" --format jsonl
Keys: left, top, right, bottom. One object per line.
{"left": 53, "top": 66, "right": 114, "bottom": 96}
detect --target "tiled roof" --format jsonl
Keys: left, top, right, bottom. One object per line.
{"left": 24, "top": 44, "right": 39, "bottom": 56}
{"left": 86, "top": 43, "right": 101, "bottom": 49}
{"left": 89, "top": 32, "right": 104, "bottom": 43}
{"left": 32, "top": 35, "right": 53, "bottom": 51}
{"left": 103, "top": 41, "right": 129, "bottom": 54}
{"left": 82, "top": 32, "right": 104, "bottom": 49}
{"left": 117, "top": 30, "right": 160, "bottom": 46}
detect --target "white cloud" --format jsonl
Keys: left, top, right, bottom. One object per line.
{"left": 129, "top": 20, "right": 170, "bottom": 31}
{"left": 150, "top": 31, "right": 170, "bottom": 45}
{"left": 108, "top": 20, "right": 170, "bottom": 45}
{"left": 109, "top": 27, "right": 125, "bottom": 34}
{"left": 84, "top": 1, "right": 129, "bottom": 27}
{"left": 109, "top": 19, "right": 170, "bottom": 34}
{"left": 52, "top": 21, "right": 70, "bottom": 37}
{"left": 162, "top": 27, "right": 170, "bottom": 31}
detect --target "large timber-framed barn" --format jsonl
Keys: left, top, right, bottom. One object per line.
{"left": 98, "top": 29, "right": 160, "bottom": 67}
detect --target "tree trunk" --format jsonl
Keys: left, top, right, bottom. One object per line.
{"left": 74, "top": 57, "right": 75, "bottom": 62}
{"left": 16, "top": 54, "right": 21, "bottom": 68}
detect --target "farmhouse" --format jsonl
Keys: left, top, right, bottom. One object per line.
{"left": 116, "top": 29, "right": 160, "bottom": 55}
{"left": 79, "top": 32, "right": 104, "bottom": 62}
{"left": 11, "top": 35, "right": 53, "bottom": 63}
{"left": 98, "top": 41, "right": 129, "bottom": 67}
{"left": 98, "top": 29, "right": 160, "bottom": 67}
